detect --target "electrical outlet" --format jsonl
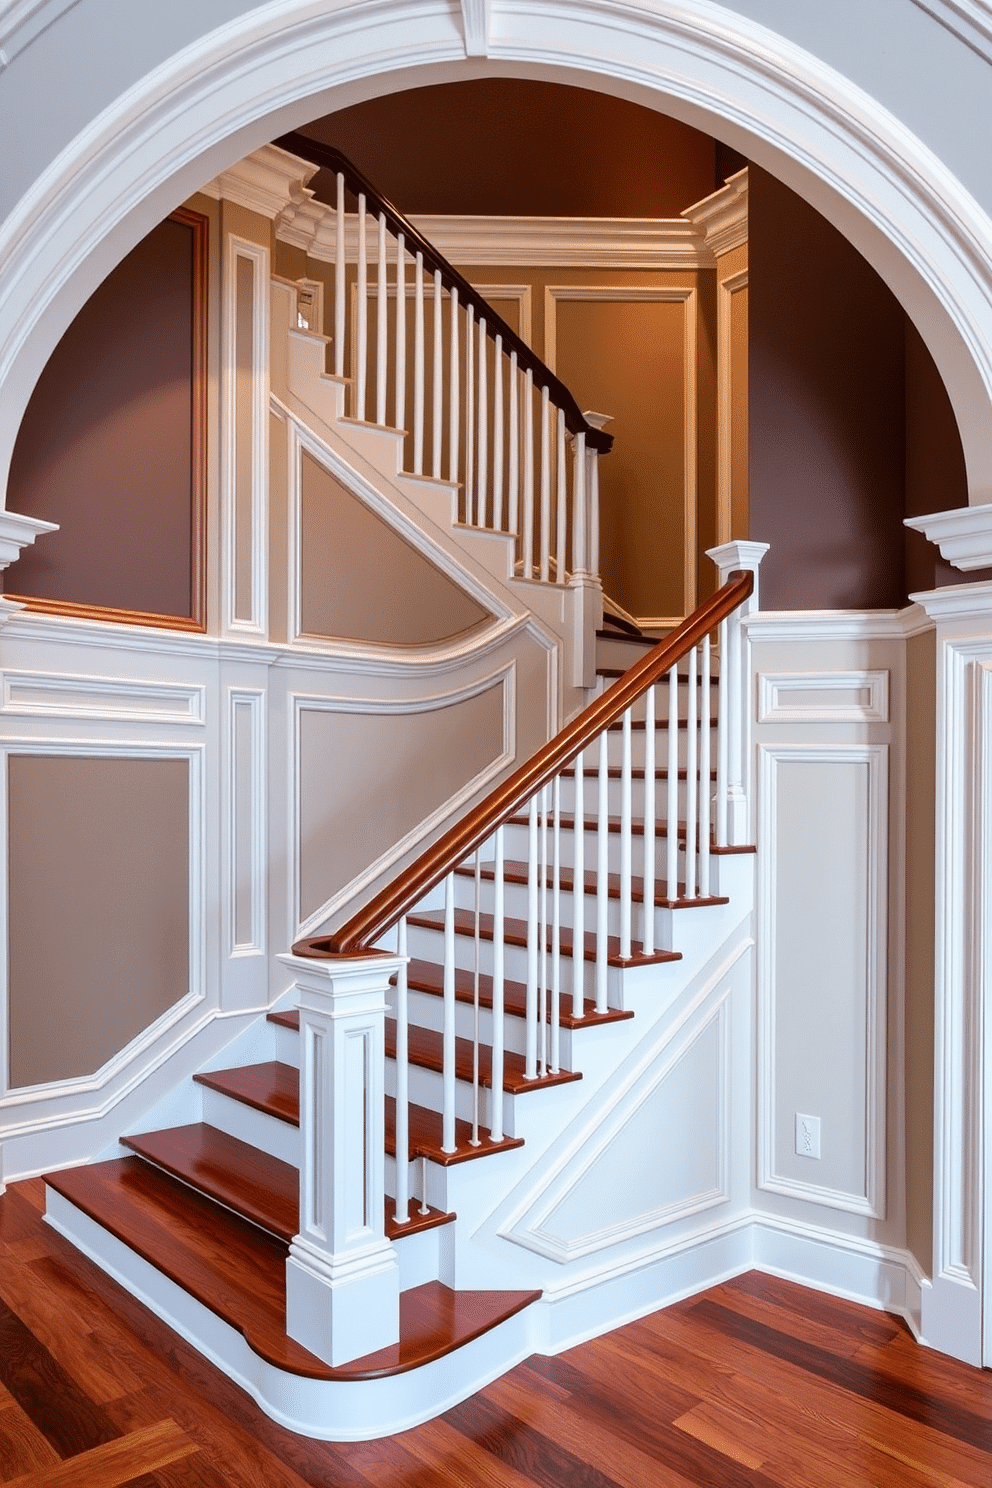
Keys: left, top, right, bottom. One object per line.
{"left": 795, "top": 1113, "right": 821, "bottom": 1159}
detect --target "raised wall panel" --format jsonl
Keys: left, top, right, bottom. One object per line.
{"left": 224, "top": 237, "right": 269, "bottom": 635}
{"left": 545, "top": 286, "right": 697, "bottom": 624}
{"left": 717, "top": 266, "right": 748, "bottom": 546}
{"left": 230, "top": 689, "right": 265, "bottom": 955}
{"left": 758, "top": 743, "right": 888, "bottom": 1217}
{"left": 758, "top": 670, "right": 890, "bottom": 724}
{"left": 5, "top": 753, "right": 193, "bottom": 1090}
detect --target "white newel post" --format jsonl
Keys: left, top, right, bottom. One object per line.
{"left": 705, "top": 540, "right": 768, "bottom": 845}
{"left": 569, "top": 414, "right": 610, "bottom": 692}
{"left": 279, "top": 950, "right": 403, "bottom": 1367}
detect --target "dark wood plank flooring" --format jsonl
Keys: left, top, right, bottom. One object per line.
{"left": 3, "top": 1176, "right": 990, "bottom": 1485}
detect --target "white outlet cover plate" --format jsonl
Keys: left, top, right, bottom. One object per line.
{"left": 795, "top": 1113, "right": 821, "bottom": 1159}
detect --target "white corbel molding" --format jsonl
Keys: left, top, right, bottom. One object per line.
{"left": 460, "top": 0, "right": 491, "bottom": 56}
{"left": 682, "top": 169, "right": 749, "bottom": 259}
{"left": 905, "top": 503, "right": 992, "bottom": 570}
{"left": 0, "top": 508, "right": 57, "bottom": 568}
{"left": 199, "top": 144, "right": 318, "bottom": 221}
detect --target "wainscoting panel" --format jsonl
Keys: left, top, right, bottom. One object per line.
{"left": 758, "top": 742, "right": 888, "bottom": 1218}
{"left": 223, "top": 236, "right": 269, "bottom": 636}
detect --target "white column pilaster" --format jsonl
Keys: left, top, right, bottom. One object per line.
{"left": 278, "top": 949, "right": 403, "bottom": 1367}
{"left": 707, "top": 540, "right": 768, "bottom": 844}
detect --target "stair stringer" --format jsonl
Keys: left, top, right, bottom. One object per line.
{"left": 403, "top": 857, "right": 756, "bottom": 1317}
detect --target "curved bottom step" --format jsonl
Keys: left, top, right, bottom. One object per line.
{"left": 44, "top": 1161, "right": 541, "bottom": 1439}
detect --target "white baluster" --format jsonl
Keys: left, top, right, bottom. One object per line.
{"left": 508, "top": 350, "right": 519, "bottom": 538}
{"left": 556, "top": 408, "right": 567, "bottom": 583}
{"left": 432, "top": 269, "right": 443, "bottom": 480}
{"left": 642, "top": 685, "right": 656, "bottom": 955}
{"left": 477, "top": 317, "right": 488, "bottom": 528}
{"left": 523, "top": 368, "right": 535, "bottom": 577}
{"left": 465, "top": 303, "right": 475, "bottom": 524}
{"left": 394, "top": 916, "right": 410, "bottom": 1225}
{"left": 394, "top": 234, "right": 406, "bottom": 438}
{"left": 700, "top": 634, "right": 712, "bottom": 896}
{"left": 716, "top": 616, "right": 729, "bottom": 848}
{"left": 356, "top": 193, "right": 367, "bottom": 422}
{"left": 493, "top": 334, "right": 504, "bottom": 530}
{"left": 334, "top": 172, "right": 345, "bottom": 380}
{"left": 413, "top": 251, "right": 424, "bottom": 476}
{"left": 572, "top": 432, "right": 587, "bottom": 576}
{"left": 526, "top": 793, "right": 539, "bottom": 1079}
{"left": 596, "top": 729, "right": 609, "bottom": 1014}
{"left": 685, "top": 649, "right": 698, "bottom": 900}
{"left": 551, "top": 774, "right": 562, "bottom": 1074}
{"left": 667, "top": 663, "right": 679, "bottom": 901}
{"left": 571, "top": 746, "right": 585, "bottom": 1020}
{"left": 620, "top": 705, "right": 633, "bottom": 960}
{"left": 448, "top": 285, "right": 460, "bottom": 486}
{"left": 539, "top": 783, "right": 549, "bottom": 1078}
{"left": 539, "top": 385, "right": 551, "bottom": 582}
{"left": 471, "top": 850, "right": 481, "bottom": 1146}
{"left": 376, "top": 213, "right": 388, "bottom": 426}
{"left": 442, "top": 871, "right": 456, "bottom": 1153}
{"left": 490, "top": 824, "right": 506, "bottom": 1142}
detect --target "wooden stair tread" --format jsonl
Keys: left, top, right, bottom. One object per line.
{"left": 505, "top": 811, "right": 708, "bottom": 844}
{"left": 121, "top": 1122, "right": 298, "bottom": 1242}
{"left": 384, "top": 1019, "right": 581, "bottom": 1094}
{"left": 45, "top": 1159, "right": 531, "bottom": 1380}
{"left": 385, "top": 1096, "right": 524, "bottom": 1166}
{"left": 269, "top": 980, "right": 633, "bottom": 1033}
{"left": 195, "top": 1060, "right": 298, "bottom": 1125}
{"left": 607, "top": 716, "right": 718, "bottom": 731}
{"left": 560, "top": 765, "right": 716, "bottom": 781}
{"left": 454, "top": 859, "right": 729, "bottom": 910}
{"left": 407, "top": 908, "right": 681, "bottom": 968}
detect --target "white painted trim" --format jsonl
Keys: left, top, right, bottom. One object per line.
{"left": 682, "top": 168, "right": 749, "bottom": 258}
{"left": 911, "top": 578, "right": 992, "bottom": 623}
{"left": 472, "top": 283, "right": 533, "bottom": 348}
{"left": 746, "top": 607, "right": 925, "bottom": 641}
{"left": 0, "top": 0, "right": 81, "bottom": 65}
{"left": 544, "top": 284, "right": 697, "bottom": 615}
{"left": 716, "top": 267, "right": 747, "bottom": 548}
{"left": 460, "top": 0, "right": 491, "bottom": 57}
{"left": 0, "top": 508, "right": 58, "bottom": 570}
{"left": 910, "top": 0, "right": 992, "bottom": 63}
{"left": 290, "top": 660, "right": 515, "bottom": 938}
{"left": 406, "top": 215, "right": 712, "bottom": 270}
{"left": 222, "top": 237, "right": 269, "bottom": 637}
{"left": 200, "top": 143, "right": 318, "bottom": 218}
{"left": 757, "top": 670, "right": 890, "bottom": 724}
{"left": 227, "top": 688, "right": 266, "bottom": 957}
{"left": 0, "top": 670, "right": 205, "bottom": 724}
{"left": 905, "top": 503, "right": 992, "bottom": 571}
{"left": 0, "top": 739, "right": 206, "bottom": 1109}
{"left": 757, "top": 743, "right": 888, "bottom": 1220}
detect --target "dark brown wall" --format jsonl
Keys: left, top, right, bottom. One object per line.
{"left": 749, "top": 167, "right": 907, "bottom": 610}
{"left": 904, "top": 319, "right": 975, "bottom": 590}
{"left": 303, "top": 80, "right": 717, "bottom": 218}
{"left": 6, "top": 214, "right": 204, "bottom": 623}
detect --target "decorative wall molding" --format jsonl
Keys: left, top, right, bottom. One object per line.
{"left": 199, "top": 143, "right": 318, "bottom": 220}
{"left": 746, "top": 607, "right": 930, "bottom": 642}
{"left": 222, "top": 237, "right": 270, "bottom": 637}
{"left": 460, "top": 0, "right": 491, "bottom": 57}
{"left": 290, "top": 661, "right": 515, "bottom": 938}
{"left": 0, "top": 509, "right": 58, "bottom": 569}
{"left": 0, "top": 671, "right": 205, "bottom": 724}
{"left": 544, "top": 284, "right": 697, "bottom": 615}
{"left": 905, "top": 502, "right": 992, "bottom": 570}
{"left": 757, "top": 743, "right": 888, "bottom": 1220}
{"left": 758, "top": 670, "right": 890, "bottom": 724}
{"left": 228, "top": 689, "right": 266, "bottom": 957}
{"left": 682, "top": 168, "right": 749, "bottom": 258}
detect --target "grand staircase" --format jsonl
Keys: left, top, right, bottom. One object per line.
{"left": 41, "top": 138, "right": 759, "bottom": 1441}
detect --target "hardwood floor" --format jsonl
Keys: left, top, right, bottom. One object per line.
{"left": 2, "top": 1177, "right": 990, "bottom": 1485}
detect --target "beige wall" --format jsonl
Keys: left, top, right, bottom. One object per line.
{"left": 7, "top": 756, "right": 190, "bottom": 1088}
{"left": 298, "top": 683, "right": 504, "bottom": 923}
{"left": 904, "top": 628, "right": 936, "bottom": 1273}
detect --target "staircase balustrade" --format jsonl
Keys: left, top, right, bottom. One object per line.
{"left": 284, "top": 569, "right": 754, "bottom": 1362}
{"left": 275, "top": 132, "right": 612, "bottom": 586}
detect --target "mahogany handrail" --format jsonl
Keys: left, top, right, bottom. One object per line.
{"left": 294, "top": 570, "right": 753, "bottom": 958}
{"left": 273, "top": 130, "right": 614, "bottom": 456}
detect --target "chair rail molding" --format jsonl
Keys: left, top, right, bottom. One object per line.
{"left": 905, "top": 503, "right": 992, "bottom": 571}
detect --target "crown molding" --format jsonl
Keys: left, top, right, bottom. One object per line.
{"left": 910, "top": 577, "right": 992, "bottom": 622}
{"left": 681, "top": 169, "right": 749, "bottom": 258}
{"left": 0, "top": 0, "right": 82, "bottom": 68}
{"left": 0, "top": 508, "right": 57, "bottom": 568}
{"left": 905, "top": 503, "right": 992, "bottom": 569}
{"left": 910, "top": 0, "right": 992, "bottom": 64}
{"left": 206, "top": 146, "right": 732, "bottom": 269}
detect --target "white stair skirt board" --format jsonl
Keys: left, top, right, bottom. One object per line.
{"left": 44, "top": 1188, "right": 540, "bottom": 1443}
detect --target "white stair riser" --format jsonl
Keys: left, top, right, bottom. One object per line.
{"left": 399, "top": 987, "right": 580, "bottom": 1065}
{"left": 498, "top": 819, "right": 693, "bottom": 879}
{"left": 404, "top": 923, "right": 625, "bottom": 1001}
{"left": 555, "top": 773, "right": 712, "bottom": 820}
{"left": 200, "top": 1086, "right": 300, "bottom": 1168}
{"left": 449, "top": 871, "right": 717, "bottom": 936}
{"left": 384, "top": 1057, "right": 512, "bottom": 1132}
{"left": 604, "top": 728, "right": 718, "bottom": 771}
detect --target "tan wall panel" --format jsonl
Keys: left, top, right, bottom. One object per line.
{"left": 268, "top": 409, "right": 289, "bottom": 644}
{"left": 299, "top": 685, "right": 503, "bottom": 921}
{"left": 904, "top": 628, "right": 936, "bottom": 1272}
{"left": 729, "top": 284, "right": 749, "bottom": 541}
{"left": 299, "top": 451, "right": 489, "bottom": 645}
{"left": 552, "top": 295, "right": 690, "bottom": 620}
{"left": 7, "top": 756, "right": 190, "bottom": 1089}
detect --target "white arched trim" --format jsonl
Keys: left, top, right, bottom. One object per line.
{"left": 2, "top": 1, "right": 992, "bottom": 505}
